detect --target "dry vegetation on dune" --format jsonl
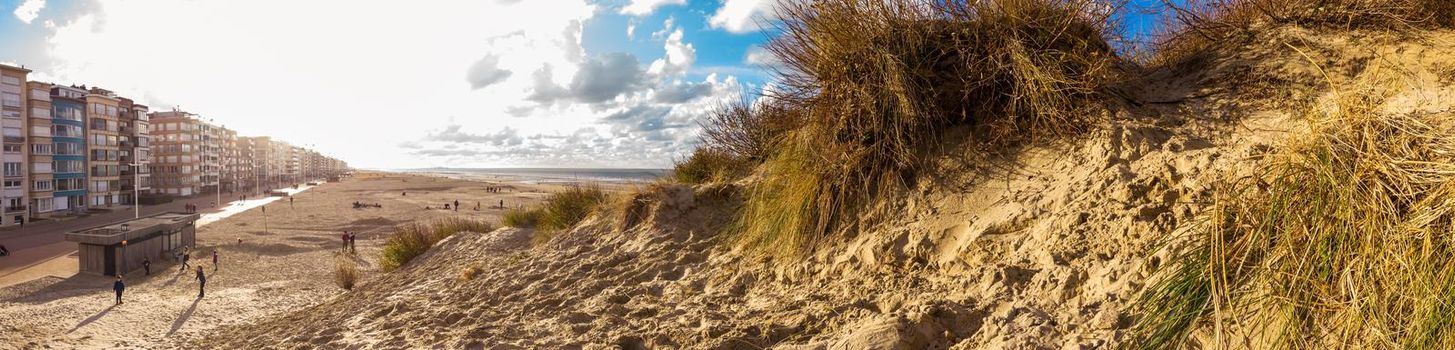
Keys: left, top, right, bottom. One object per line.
{"left": 701, "top": 0, "right": 1124, "bottom": 255}
{"left": 499, "top": 185, "right": 609, "bottom": 244}
{"left": 1134, "top": 79, "right": 1455, "bottom": 348}
{"left": 379, "top": 217, "right": 494, "bottom": 271}
{"left": 1150, "top": 0, "right": 1455, "bottom": 64}
{"left": 1126, "top": 1, "right": 1455, "bottom": 348}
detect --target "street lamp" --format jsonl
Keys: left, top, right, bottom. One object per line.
{"left": 120, "top": 223, "right": 129, "bottom": 275}
{"left": 130, "top": 162, "right": 147, "bottom": 219}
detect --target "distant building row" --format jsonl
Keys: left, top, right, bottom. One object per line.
{"left": 0, "top": 64, "right": 349, "bottom": 226}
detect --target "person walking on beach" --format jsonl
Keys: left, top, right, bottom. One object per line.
{"left": 212, "top": 250, "right": 219, "bottom": 272}
{"left": 195, "top": 267, "right": 207, "bottom": 298}
{"left": 499, "top": 199, "right": 504, "bottom": 209}
{"left": 341, "top": 231, "right": 350, "bottom": 252}
{"left": 348, "top": 232, "right": 356, "bottom": 253}
{"left": 143, "top": 257, "right": 151, "bottom": 275}
{"left": 289, "top": 196, "right": 294, "bottom": 208}
{"left": 453, "top": 200, "right": 459, "bottom": 212}
{"left": 113, "top": 276, "right": 125, "bottom": 305}
{"left": 181, "top": 250, "right": 191, "bottom": 271}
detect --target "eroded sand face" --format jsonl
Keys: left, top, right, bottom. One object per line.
{"left": 0, "top": 173, "right": 562, "bottom": 349}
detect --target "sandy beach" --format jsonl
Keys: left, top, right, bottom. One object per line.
{"left": 0, "top": 172, "right": 576, "bottom": 349}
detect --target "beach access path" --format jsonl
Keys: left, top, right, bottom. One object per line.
{"left": 0, "top": 186, "right": 313, "bottom": 288}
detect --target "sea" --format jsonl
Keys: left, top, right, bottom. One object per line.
{"left": 404, "top": 168, "right": 670, "bottom": 183}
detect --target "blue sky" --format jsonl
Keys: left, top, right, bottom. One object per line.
{"left": 0, "top": 0, "right": 1177, "bottom": 169}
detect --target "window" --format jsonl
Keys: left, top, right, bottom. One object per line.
{"left": 1, "top": 93, "right": 19, "bottom": 108}
{"left": 31, "top": 162, "right": 50, "bottom": 174}
{"left": 2, "top": 144, "right": 19, "bottom": 153}
{"left": 1, "top": 111, "right": 17, "bottom": 119}
{"left": 3, "top": 180, "right": 20, "bottom": 189}
{"left": 3, "top": 162, "right": 21, "bottom": 177}
{"left": 56, "top": 160, "right": 83, "bottom": 173}
{"left": 32, "top": 180, "right": 52, "bottom": 191}
{"left": 56, "top": 178, "right": 83, "bottom": 191}
{"left": 0, "top": 75, "right": 19, "bottom": 86}
{"left": 34, "top": 198, "right": 52, "bottom": 213}
{"left": 31, "top": 144, "right": 51, "bottom": 155}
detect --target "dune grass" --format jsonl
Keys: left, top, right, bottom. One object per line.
{"left": 724, "top": 0, "right": 1118, "bottom": 255}
{"left": 501, "top": 207, "right": 541, "bottom": 228}
{"left": 671, "top": 148, "right": 752, "bottom": 184}
{"left": 333, "top": 255, "right": 360, "bottom": 290}
{"left": 378, "top": 217, "right": 494, "bottom": 271}
{"left": 498, "top": 185, "right": 609, "bottom": 245}
{"left": 1149, "top": 0, "right": 1455, "bottom": 65}
{"left": 1129, "top": 75, "right": 1455, "bottom": 348}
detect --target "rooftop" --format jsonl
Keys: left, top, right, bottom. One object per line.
{"left": 65, "top": 212, "right": 200, "bottom": 245}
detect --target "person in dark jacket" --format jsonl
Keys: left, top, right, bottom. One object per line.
{"left": 195, "top": 267, "right": 206, "bottom": 298}
{"left": 212, "top": 250, "right": 219, "bottom": 271}
{"left": 113, "top": 276, "right": 125, "bottom": 304}
{"left": 143, "top": 257, "right": 151, "bottom": 275}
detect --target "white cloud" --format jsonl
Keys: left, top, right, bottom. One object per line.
{"left": 647, "top": 29, "right": 694, "bottom": 77}
{"left": 620, "top": 0, "right": 684, "bottom": 16}
{"left": 709, "top": 0, "right": 778, "bottom": 33}
{"left": 651, "top": 16, "right": 675, "bottom": 41}
{"left": 12, "top": 0, "right": 45, "bottom": 24}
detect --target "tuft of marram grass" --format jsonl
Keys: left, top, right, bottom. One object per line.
{"left": 502, "top": 207, "right": 540, "bottom": 228}
{"left": 501, "top": 185, "right": 610, "bottom": 245}
{"left": 1149, "top": 0, "right": 1455, "bottom": 66}
{"left": 671, "top": 148, "right": 752, "bottom": 185}
{"left": 1130, "top": 79, "right": 1455, "bottom": 348}
{"left": 731, "top": 0, "right": 1118, "bottom": 255}
{"left": 378, "top": 217, "right": 493, "bottom": 271}
{"left": 333, "top": 256, "right": 360, "bottom": 290}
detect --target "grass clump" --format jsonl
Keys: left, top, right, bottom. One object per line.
{"left": 378, "top": 217, "right": 493, "bottom": 271}
{"left": 333, "top": 256, "right": 360, "bottom": 290}
{"left": 502, "top": 207, "right": 541, "bottom": 227}
{"left": 498, "top": 186, "right": 609, "bottom": 245}
{"left": 459, "top": 264, "right": 482, "bottom": 282}
{"left": 734, "top": 0, "right": 1119, "bottom": 255}
{"left": 672, "top": 148, "right": 752, "bottom": 184}
{"left": 1130, "top": 81, "right": 1455, "bottom": 348}
{"left": 1151, "top": 0, "right": 1455, "bottom": 65}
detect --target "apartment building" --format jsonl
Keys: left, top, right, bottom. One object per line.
{"left": 83, "top": 88, "right": 122, "bottom": 207}
{"left": 216, "top": 126, "right": 239, "bottom": 193}
{"left": 0, "top": 64, "right": 30, "bottom": 226}
{"left": 149, "top": 110, "right": 204, "bottom": 196}
{"left": 26, "top": 81, "right": 54, "bottom": 218}
{"left": 50, "top": 85, "right": 88, "bottom": 214}
{"left": 118, "top": 98, "right": 150, "bottom": 204}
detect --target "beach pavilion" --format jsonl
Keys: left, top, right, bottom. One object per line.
{"left": 64, "top": 212, "right": 200, "bottom": 276}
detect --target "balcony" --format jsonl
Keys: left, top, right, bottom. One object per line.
{"left": 5, "top": 205, "right": 26, "bottom": 213}
{"left": 3, "top": 136, "right": 24, "bottom": 143}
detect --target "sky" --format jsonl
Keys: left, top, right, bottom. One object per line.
{"left": 0, "top": 0, "right": 1173, "bottom": 170}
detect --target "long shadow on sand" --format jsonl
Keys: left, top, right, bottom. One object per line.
{"left": 166, "top": 298, "right": 201, "bottom": 337}
{"left": 66, "top": 304, "right": 116, "bottom": 333}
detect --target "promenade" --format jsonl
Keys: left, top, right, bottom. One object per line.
{"left": 0, "top": 186, "right": 311, "bottom": 288}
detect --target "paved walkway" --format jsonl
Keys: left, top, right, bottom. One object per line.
{"left": 0, "top": 186, "right": 314, "bottom": 288}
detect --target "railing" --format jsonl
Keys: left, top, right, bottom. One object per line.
{"left": 5, "top": 205, "right": 27, "bottom": 213}
{"left": 3, "top": 136, "right": 24, "bottom": 143}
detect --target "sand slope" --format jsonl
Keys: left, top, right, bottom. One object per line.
{"left": 175, "top": 28, "right": 1455, "bottom": 349}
